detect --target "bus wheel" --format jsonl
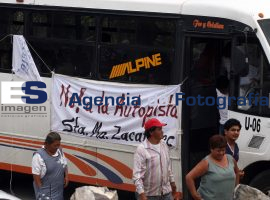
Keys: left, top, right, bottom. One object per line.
{"left": 250, "top": 170, "right": 270, "bottom": 196}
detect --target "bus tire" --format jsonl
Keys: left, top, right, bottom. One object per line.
{"left": 249, "top": 170, "right": 270, "bottom": 195}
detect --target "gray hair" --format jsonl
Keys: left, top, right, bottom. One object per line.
{"left": 45, "top": 132, "right": 61, "bottom": 144}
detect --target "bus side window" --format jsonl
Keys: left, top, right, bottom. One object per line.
{"left": 235, "top": 40, "right": 261, "bottom": 111}
{"left": 0, "top": 11, "right": 10, "bottom": 37}
{"left": 99, "top": 16, "right": 175, "bottom": 84}
{"left": 0, "top": 10, "right": 24, "bottom": 72}
{"left": 232, "top": 37, "right": 270, "bottom": 116}
{"left": 101, "top": 16, "right": 136, "bottom": 44}
{"left": 31, "top": 13, "right": 50, "bottom": 38}
{"left": 28, "top": 12, "right": 96, "bottom": 77}
{"left": 11, "top": 11, "right": 24, "bottom": 35}
{"left": 137, "top": 19, "right": 175, "bottom": 48}
{"left": 261, "top": 55, "right": 270, "bottom": 116}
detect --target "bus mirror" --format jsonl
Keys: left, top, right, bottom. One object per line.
{"left": 232, "top": 46, "right": 249, "bottom": 76}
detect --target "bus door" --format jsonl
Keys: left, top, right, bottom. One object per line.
{"left": 182, "top": 36, "right": 232, "bottom": 198}
{"left": 184, "top": 37, "right": 220, "bottom": 165}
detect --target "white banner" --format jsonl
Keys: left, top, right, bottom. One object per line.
{"left": 12, "top": 35, "right": 42, "bottom": 81}
{"left": 51, "top": 74, "right": 181, "bottom": 147}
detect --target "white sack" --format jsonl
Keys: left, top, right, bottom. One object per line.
{"left": 70, "top": 186, "right": 118, "bottom": 200}
{"left": 234, "top": 184, "right": 270, "bottom": 200}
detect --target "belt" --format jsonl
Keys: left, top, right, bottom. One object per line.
{"left": 161, "top": 192, "right": 170, "bottom": 197}
{"left": 147, "top": 192, "right": 171, "bottom": 198}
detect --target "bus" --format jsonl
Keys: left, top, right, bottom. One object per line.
{"left": 0, "top": 0, "right": 270, "bottom": 199}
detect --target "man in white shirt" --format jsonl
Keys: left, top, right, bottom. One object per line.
{"left": 133, "top": 118, "right": 179, "bottom": 200}
{"left": 216, "top": 76, "right": 229, "bottom": 135}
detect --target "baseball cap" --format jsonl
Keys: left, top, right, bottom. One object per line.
{"left": 144, "top": 118, "right": 167, "bottom": 130}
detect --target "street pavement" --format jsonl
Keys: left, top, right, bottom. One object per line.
{"left": 0, "top": 170, "right": 134, "bottom": 200}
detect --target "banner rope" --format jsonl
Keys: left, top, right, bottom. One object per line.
{"left": 0, "top": 34, "right": 53, "bottom": 74}
{"left": 25, "top": 38, "right": 53, "bottom": 73}
{"left": 0, "top": 34, "right": 12, "bottom": 43}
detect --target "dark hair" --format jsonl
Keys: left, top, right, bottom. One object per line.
{"left": 216, "top": 75, "right": 229, "bottom": 91}
{"left": 144, "top": 127, "right": 157, "bottom": 139}
{"left": 224, "top": 118, "right": 242, "bottom": 131}
{"left": 45, "top": 132, "right": 61, "bottom": 144}
{"left": 209, "top": 135, "right": 227, "bottom": 149}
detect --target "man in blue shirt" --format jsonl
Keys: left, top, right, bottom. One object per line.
{"left": 224, "top": 119, "right": 241, "bottom": 161}
{"left": 224, "top": 118, "right": 244, "bottom": 177}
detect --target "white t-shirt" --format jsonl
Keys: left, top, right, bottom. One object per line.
{"left": 216, "top": 88, "right": 228, "bottom": 125}
{"left": 32, "top": 147, "right": 67, "bottom": 178}
{"left": 149, "top": 142, "right": 161, "bottom": 154}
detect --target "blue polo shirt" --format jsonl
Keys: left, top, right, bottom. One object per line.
{"left": 226, "top": 143, "right": 239, "bottom": 162}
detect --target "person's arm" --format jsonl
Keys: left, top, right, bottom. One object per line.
{"left": 60, "top": 148, "right": 69, "bottom": 188}
{"left": 170, "top": 181, "right": 177, "bottom": 194}
{"left": 33, "top": 174, "right": 42, "bottom": 188}
{"left": 167, "top": 148, "right": 179, "bottom": 200}
{"left": 64, "top": 167, "right": 69, "bottom": 188}
{"left": 233, "top": 159, "right": 240, "bottom": 186}
{"left": 133, "top": 146, "right": 147, "bottom": 200}
{"left": 170, "top": 182, "right": 180, "bottom": 200}
{"left": 138, "top": 193, "right": 147, "bottom": 200}
{"left": 185, "top": 159, "right": 208, "bottom": 200}
{"left": 32, "top": 153, "right": 44, "bottom": 189}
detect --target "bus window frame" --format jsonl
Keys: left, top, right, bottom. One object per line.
{"left": 230, "top": 34, "right": 270, "bottom": 117}
{"left": 0, "top": 6, "right": 183, "bottom": 85}
{"left": 97, "top": 14, "right": 180, "bottom": 85}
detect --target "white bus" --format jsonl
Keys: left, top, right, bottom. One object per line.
{"left": 0, "top": 0, "right": 270, "bottom": 199}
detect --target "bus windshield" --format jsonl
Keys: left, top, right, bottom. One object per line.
{"left": 258, "top": 19, "right": 270, "bottom": 46}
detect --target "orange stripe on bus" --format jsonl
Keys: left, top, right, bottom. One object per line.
{"left": 0, "top": 139, "right": 40, "bottom": 149}
{"left": 0, "top": 135, "right": 132, "bottom": 179}
{"left": 0, "top": 140, "right": 97, "bottom": 177}
{"left": 62, "top": 144, "right": 133, "bottom": 179}
{"left": 64, "top": 153, "right": 97, "bottom": 176}
{"left": 0, "top": 162, "right": 135, "bottom": 192}
{"left": 0, "top": 135, "right": 43, "bottom": 145}
{"left": 0, "top": 162, "right": 32, "bottom": 174}
{"left": 69, "top": 174, "right": 135, "bottom": 192}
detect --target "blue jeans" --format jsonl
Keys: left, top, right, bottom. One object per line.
{"left": 136, "top": 192, "right": 173, "bottom": 200}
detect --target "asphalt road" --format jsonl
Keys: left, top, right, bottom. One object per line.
{"left": 0, "top": 170, "right": 135, "bottom": 200}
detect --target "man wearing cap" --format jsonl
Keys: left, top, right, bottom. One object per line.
{"left": 133, "top": 118, "right": 178, "bottom": 200}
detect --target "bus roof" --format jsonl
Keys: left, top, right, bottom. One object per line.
{"left": 1, "top": 0, "right": 270, "bottom": 24}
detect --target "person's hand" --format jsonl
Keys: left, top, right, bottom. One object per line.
{"left": 64, "top": 176, "right": 69, "bottom": 188}
{"left": 173, "top": 193, "right": 181, "bottom": 200}
{"left": 192, "top": 192, "right": 203, "bottom": 200}
{"left": 239, "top": 169, "right": 245, "bottom": 179}
{"left": 170, "top": 182, "right": 180, "bottom": 200}
{"left": 139, "top": 193, "right": 147, "bottom": 200}
{"left": 171, "top": 182, "right": 177, "bottom": 193}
